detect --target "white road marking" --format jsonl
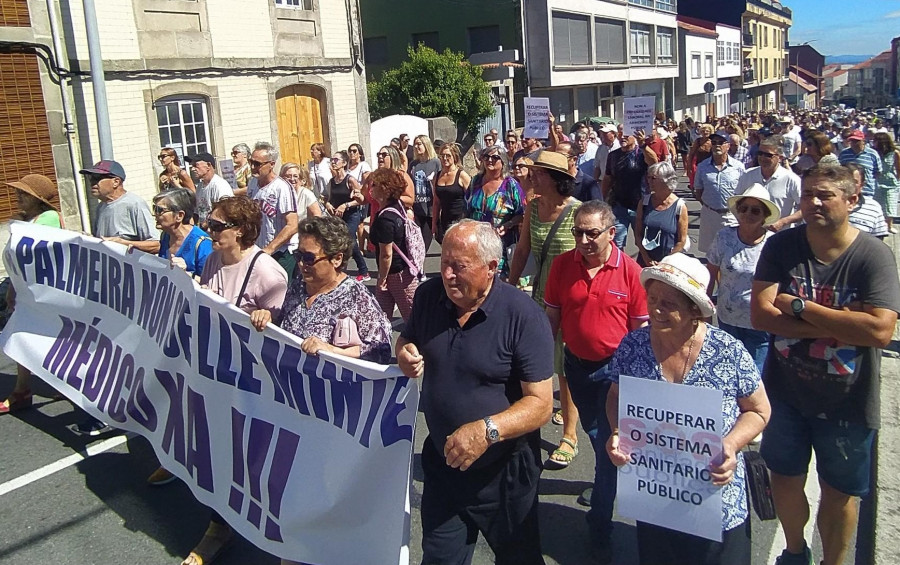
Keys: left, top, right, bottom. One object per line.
{"left": 0, "top": 433, "right": 133, "bottom": 497}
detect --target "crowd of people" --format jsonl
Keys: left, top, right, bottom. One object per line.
{"left": 2, "top": 105, "right": 899, "bottom": 565}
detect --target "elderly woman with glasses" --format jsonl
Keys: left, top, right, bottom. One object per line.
{"left": 157, "top": 147, "right": 196, "bottom": 192}
{"left": 465, "top": 145, "right": 526, "bottom": 275}
{"left": 181, "top": 195, "right": 288, "bottom": 565}
{"left": 635, "top": 161, "right": 690, "bottom": 267}
{"left": 153, "top": 188, "right": 213, "bottom": 277}
{"left": 231, "top": 143, "right": 252, "bottom": 194}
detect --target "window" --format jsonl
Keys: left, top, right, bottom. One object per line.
{"left": 717, "top": 41, "right": 724, "bottom": 65}
{"left": 655, "top": 0, "right": 675, "bottom": 12}
{"left": 577, "top": 87, "right": 598, "bottom": 119}
{"left": 763, "top": 26, "right": 768, "bottom": 47}
{"left": 656, "top": 27, "right": 674, "bottom": 65}
{"left": 629, "top": 0, "right": 654, "bottom": 7}
{"left": 704, "top": 54, "right": 713, "bottom": 77}
{"left": 411, "top": 31, "right": 439, "bottom": 52}
{"left": 467, "top": 25, "right": 500, "bottom": 55}
{"left": 274, "top": 0, "right": 313, "bottom": 9}
{"left": 764, "top": 59, "right": 769, "bottom": 79}
{"left": 552, "top": 13, "right": 590, "bottom": 66}
{"left": 630, "top": 23, "right": 651, "bottom": 65}
{"left": 691, "top": 53, "right": 701, "bottom": 78}
{"left": 594, "top": 19, "right": 626, "bottom": 64}
{"left": 364, "top": 36, "right": 388, "bottom": 65}
{"left": 156, "top": 97, "right": 210, "bottom": 161}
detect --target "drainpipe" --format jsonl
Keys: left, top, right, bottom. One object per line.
{"left": 46, "top": 0, "right": 91, "bottom": 232}
{"left": 82, "top": 0, "right": 113, "bottom": 159}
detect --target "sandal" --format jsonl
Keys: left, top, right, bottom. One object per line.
{"left": 546, "top": 437, "right": 578, "bottom": 469}
{"left": 0, "top": 389, "right": 33, "bottom": 415}
{"left": 551, "top": 410, "right": 564, "bottom": 426}
{"left": 181, "top": 522, "right": 234, "bottom": 565}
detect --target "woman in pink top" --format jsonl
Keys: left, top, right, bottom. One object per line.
{"left": 178, "top": 195, "right": 287, "bottom": 565}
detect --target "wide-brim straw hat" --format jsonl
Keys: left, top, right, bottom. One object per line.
{"left": 640, "top": 253, "right": 715, "bottom": 318}
{"left": 6, "top": 174, "right": 59, "bottom": 210}
{"left": 728, "top": 184, "right": 780, "bottom": 227}
{"left": 525, "top": 149, "right": 575, "bottom": 179}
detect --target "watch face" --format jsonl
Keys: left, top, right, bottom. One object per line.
{"left": 488, "top": 428, "right": 500, "bottom": 441}
{"left": 791, "top": 298, "right": 804, "bottom": 314}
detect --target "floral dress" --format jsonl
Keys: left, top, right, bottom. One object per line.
{"left": 280, "top": 276, "right": 392, "bottom": 363}
{"left": 606, "top": 326, "right": 761, "bottom": 532}
{"left": 465, "top": 175, "right": 525, "bottom": 271}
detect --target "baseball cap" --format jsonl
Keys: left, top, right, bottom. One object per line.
{"left": 599, "top": 123, "right": 618, "bottom": 133}
{"left": 79, "top": 160, "right": 126, "bottom": 181}
{"left": 186, "top": 152, "right": 216, "bottom": 166}
{"left": 847, "top": 130, "right": 866, "bottom": 141}
{"left": 709, "top": 133, "right": 728, "bottom": 144}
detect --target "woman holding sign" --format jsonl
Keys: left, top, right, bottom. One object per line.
{"left": 604, "top": 253, "right": 770, "bottom": 564}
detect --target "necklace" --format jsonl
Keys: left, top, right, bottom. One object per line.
{"left": 678, "top": 325, "right": 698, "bottom": 383}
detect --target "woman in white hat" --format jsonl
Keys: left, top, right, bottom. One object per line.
{"left": 604, "top": 253, "right": 771, "bottom": 564}
{"left": 1, "top": 174, "right": 63, "bottom": 414}
{"left": 706, "top": 183, "right": 780, "bottom": 374}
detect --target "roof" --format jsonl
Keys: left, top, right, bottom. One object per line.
{"left": 851, "top": 50, "right": 892, "bottom": 70}
{"left": 677, "top": 15, "right": 718, "bottom": 38}
{"left": 788, "top": 72, "right": 817, "bottom": 92}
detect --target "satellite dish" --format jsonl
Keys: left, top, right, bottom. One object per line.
{"left": 704, "top": 82, "right": 716, "bottom": 94}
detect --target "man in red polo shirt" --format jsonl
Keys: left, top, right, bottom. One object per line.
{"left": 544, "top": 199, "right": 648, "bottom": 564}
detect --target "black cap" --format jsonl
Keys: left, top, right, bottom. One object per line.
{"left": 186, "top": 152, "right": 216, "bottom": 166}
{"left": 709, "top": 133, "right": 728, "bottom": 144}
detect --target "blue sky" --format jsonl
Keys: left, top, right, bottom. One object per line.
{"left": 787, "top": 0, "right": 899, "bottom": 56}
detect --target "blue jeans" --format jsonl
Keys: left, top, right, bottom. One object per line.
{"left": 563, "top": 348, "right": 615, "bottom": 544}
{"left": 716, "top": 320, "right": 769, "bottom": 376}
{"left": 612, "top": 205, "right": 636, "bottom": 250}
{"left": 341, "top": 208, "right": 368, "bottom": 275}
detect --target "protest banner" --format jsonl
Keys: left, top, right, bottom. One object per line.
{"left": 616, "top": 375, "right": 723, "bottom": 542}
{"left": 0, "top": 221, "right": 418, "bottom": 565}
{"left": 523, "top": 97, "right": 550, "bottom": 139}
{"left": 623, "top": 96, "right": 656, "bottom": 136}
{"left": 218, "top": 158, "right": 237, "bottom": 188}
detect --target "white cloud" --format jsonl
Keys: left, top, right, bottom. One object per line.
{"left": 885, "top": 9, "right": 900, "bottom": 18}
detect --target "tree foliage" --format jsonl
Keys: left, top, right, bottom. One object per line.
{"left": 368, "top": 45, "right": 494, "bottom": 134}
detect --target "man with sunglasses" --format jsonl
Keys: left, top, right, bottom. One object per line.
{"left": 73, "top": 160, "right": 159, "bottom": 436}
{"left": 247, "top": 142, "right": 299, "bottom": 276}
{"left": 543, "top": 200, "right": 648, "bottom": 564}
{"left": 186, "top": 152, "right": 233, "bottom": 226}
{"left": 693, "top": 133, "right": 745, "bottom": 253}
{"left": 737, "top": 138, "right": 802, "bottom": 232}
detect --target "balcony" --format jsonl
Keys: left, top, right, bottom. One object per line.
{"left": 743, "top": 69, "right": 755, "bottom": 83}
{"left": 742, "top": 33, "right": 754, "bottom": 47}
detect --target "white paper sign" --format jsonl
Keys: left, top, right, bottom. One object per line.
{"left": 523, "top": 97, "right": 550, "bottom": 138}
{"left": 623, "top": 96, "right": 656, "bottom": 136}
{"left": 616, "top": 375, "right": 723, "bottom": 542}
{"left": 219, "top": 158, "right": 237, "bottom": 188}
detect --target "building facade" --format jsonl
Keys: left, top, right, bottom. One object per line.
{"left": 837, "top": 51, "right": 895, "bottom": 109}
{"left": 786, "top": 43, "right": 824, "bottom": 108}
{"left": 674, "top": 17, "right": 717, "bottom": 122}
{"left": 0, "top": 0, "right": 370, "bottom": 227}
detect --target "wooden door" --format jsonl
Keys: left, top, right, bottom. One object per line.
{"left": 275, "top": 85, "right": 329, "bottom": 166}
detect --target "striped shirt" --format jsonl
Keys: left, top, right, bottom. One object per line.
{"left": 839, "top": 147, "right": 882, "bottom": 196}
{"left": 849, "top": 196, "right": 889, "bottom": 238}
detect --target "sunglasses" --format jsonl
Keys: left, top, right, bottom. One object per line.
{"left": 571, "top": 226, "right": 611, "bottom": 240}
{"left": 207, "top": 219, "right": 237, "bottom": 232}
{"left": 158, "top": 154, "right": 169, "bottom": 160}
{"left": 513, "top": 164, "right": 527, "bottom": 170}
{"left": 482, "top": 154, "right": 502, "bottom": 164}
{"left": 331, "top": 157, "right": 343, "bottom": 164}
{"left": 292, "top": 250, "right": 329, "bottom": 267}
{"left": 737, "top": 205, "right": 765, "bottom": 216}
{"left": 757, "top": 151, "right": 779, "bottom": 158}
{"left": 377, "top": 152, "right": 389, "bottom": 158}
{"left": 348, "top": 148, "right": 359, "bottom": 153}
{"left": 88, "top": 174, "right": 113, "bottom": 184}
{"left": 153, "top": 205, "right": 173, "bottom": 216}
{"left": 249, "top": 159, "right": 270, "bottom": 168}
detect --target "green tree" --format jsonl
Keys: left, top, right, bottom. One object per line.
{"left": 368, "top": 45, "right": 494, "bottom": 134}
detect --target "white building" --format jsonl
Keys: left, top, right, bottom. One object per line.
{"left": 715, "top": 23, "right": 742, "bottom": 115}
{"left": 674, "top": 16, "right": 717, "bottom": 122}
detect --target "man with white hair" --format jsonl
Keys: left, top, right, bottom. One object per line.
{"left": 248, "top": 141, "right": 299, "bottom": 275}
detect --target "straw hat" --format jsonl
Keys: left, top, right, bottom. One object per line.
{"left": 525, "top": 149, "right": 575, "bottom": 179}
{"left": 640, "top": 253, "right": 715, "bottom": 318}
{"left": 728, "top": 184, "right": 780, "bottom": 227}
{"left": 6, "top": 174, "right": 59, "bottom": 210}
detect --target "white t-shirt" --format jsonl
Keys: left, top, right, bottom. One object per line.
{"left": 737, "top": 165, "right": 801, "bottom": 221}
{"left": 288, "top": 187, "right": 321, "bottom": 251}
{"left": 250, "top": 176, "right": 297, "bottom": 253}
{"left": 707, "top": 227, "right": 772, "bottom": 328}
{"left": 196, "top": 174, "right": 234, "bottom": 223}
{"left": 348, "top": 161, "right": 372, "bottom": 184}
{"left": 593, "top": 139, "right": 620, "bottom": 180}
{"left": 782, "top": 130, "right": 802, "bottom": 164}
{"left": 309, "top": 160, "right": 332, "bottom": 201}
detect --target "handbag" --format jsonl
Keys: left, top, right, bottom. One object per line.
{"left": 744, "top": 449, "right": 777, "bottom": 520}
{"left": 331, "top": 314, "right": 362, "bottom": 347}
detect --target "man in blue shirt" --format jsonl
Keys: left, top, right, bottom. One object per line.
{"left": 693, "top": 133, "right": 745, "bottom": 253}
{"left": 838, "top": 129, "right": 881, "bottom": 196}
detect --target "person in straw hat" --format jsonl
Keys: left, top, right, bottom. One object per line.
{"left": 706, "top": 183, "right": 780, "bottom": 374}
{"left": 1, "top": 174, "right": 63, "bottom": 414}
{"left": 605, "top": 253, "right": 771, "bottom": 564}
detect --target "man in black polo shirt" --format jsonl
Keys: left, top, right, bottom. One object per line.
{"left": 397, "top": 219, "right": 554, "bottom": 565}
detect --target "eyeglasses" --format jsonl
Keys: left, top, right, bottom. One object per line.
{"left": 249, "top": 159, "right": 270, "bottom": 168}
{"left": 330, "top": 157, "right": 343, "bottom": 164}
{"left": 292, "top": 250, "right": 329, "bottom": 267}
{"left": 439, "top": 153, "right": 453, "bottom": 159}
{"left": 710, "top": 140, "right": 727, "bottom": 146}
{"left": 153, "top": 205, "right": 173, "bottom": 216}
{"left": 348, "top": 148, "right": 359, "bottom": 153}
{"left": 757, "top": 151, "right": 779, "bottom": 158}
{"left": 571, "top": 226, "right": 612, "bottom": 240}
{"left": 206, "top": 219, "right": 237, "bottom": 232}
{"left": 513, "top": 164, "right": 527, "bottom": 170}
{"left": 737, "top": 204, "right": 765, "bottom": 216}
{"left": 377, "top": 152, "right": 389, "bottom": 158}
{"left": 157, "top": 154, "right": 169, "bottom": 160}
{"left": 231, "top": 151, "right": 242, "bottom": 156}
{"left": 482, "top": 154, "right": 502, "bottom": 164}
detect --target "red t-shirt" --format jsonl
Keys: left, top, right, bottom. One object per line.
{"left": 646, "top": 137, "right": 670, "bottom": 160}
{"left": 543, "top": 247, "right": 649, "bottom": 361}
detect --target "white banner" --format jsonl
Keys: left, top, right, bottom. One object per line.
{"left": 219, "top": 158, "right": 237, "bottom": 188}
{"left": 616, "top": 375, "right": 723, "bottom": 541}
{"left": 623, "top": 96, "right": 656, "bottom": 137}
{"left": 523, "top": 97, "right": 550, "bottom": 139}
{"left": 1, "top": 221, "right": 418, "bottom": 565}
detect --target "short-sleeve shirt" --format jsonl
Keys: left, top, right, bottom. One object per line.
{"left": 159, "top": 225, "right": 214, "bottom": 276}
{"left": 706, "top": 227, "right": 771, "bottom": 328}
{"left": 576, "top": 143, "right": 599, "bottom": 178}
{"left": 849, "top": 196, "right": 890, "bottom": 237}
{"left": 607, "top": 326, "right": 761, "bottom": 531}
{"left": 737, "top": 166, "right": 801, "bottom": 221}
{"left": 754, "top": 227, "right": 900, "bottom": 428}
{"left": 543, "top": 246, "right": 648, "bottom": 361}
{"left": 370, "top": 203, "right": 407, "bottom": 274}
{"left": 695, "top": 156, "right": 746, "bottom": 211}
{"left": 93, "top": 191, "right": 159, "bottom": 241}
{"left": 196, "top": 174, "right": 234, "bottom": 224}
{"left": 593, "top": 139, "right": 620, "bottom": 181}
{"left": 250, "top": 176, "right": 297, "bottom": 253}
{"left": 839, "top": 147, "right": 882, "bottom": 196}
{"left": 410, "top": 158, "right": 440, "bottom": 219}
{"left": 199, "top": 246, "right": 288, "bottom": 318}
{"left": 34, "top": 210, "right": 61, "bottom": 228}
{"left": 400, "top": 277, "right": 554, "bottom": 468}
{"left": 348, "top": 161, "right": 372, "bottom": 184}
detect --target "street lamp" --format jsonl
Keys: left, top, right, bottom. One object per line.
{"left": 792, "top": 39, "right": 817, "bottom": 109}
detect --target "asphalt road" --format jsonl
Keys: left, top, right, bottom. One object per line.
{"left": 0, "top": 174, "right": 883, "bottom": 565}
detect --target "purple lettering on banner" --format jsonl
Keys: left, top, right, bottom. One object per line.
{"left": 121, "top": 262, "right": 136, "bottom": 318}
{"left": 264, "top": 428, "right": 301, "bottom": 542}
{"left": 97, "top": 350, "right": 128, "bottom": 414}
{"left": 136, "top": 270, "right": 157, "bottom": 329}
{"left": 65, "top": 317, "right": 102, "bottom": 390}
{"left": 42, "top": 315, "right": 74, "bottom": 376}
{"left": 303, "top": 358, "right": 329, "bottom": 421}
{"left": 229, "top": 407, "right": 247, "bottom": 513}
{"left": 155, "top": 369, "right": 187, "bottom": 466}
{"left": 198, "top": 305, "right": 215, "bottom": 380}
{"left": 216, "top": 312, "right": 238, "bottom": 386}
{"left": 86, "top": 248, "right": 101, "bottom": 302}
{"left": 66, "top": 243, "right": 88, "bottom": 296}
{"left": 106, "top": 251, "right": 122, "bottom": 312}
{"left": 99, "top": 253, "right": 108, "bottom": 306}
{"left": 186, "top": 386, "right": 214, "bottom": 492}
{"left": 245, "top": 417, "right": 276, "bottom": 528}
{"left": 84, "top": 333, "right": 115, "bottom": 401}
{"left": 260, "top": 337, "right": 295, "bottom": 408}
{"left": 329, "top": 378, "right": 362, "bottom": 436}
{"left": 52, "top": 319, "right": 86, "bottom": 379}
{"left": 34, "top": 240, "right": 54, "bottom": 286}
{"left": 359, "top": 379, "right": 387, "bottom": 448}
{"left": 126, "top": 367, "right": 158, "bottom": 432}
{"left": 231, "top": 322, "right": 261, "bottom": 395}
{"left": 14, "top": 236, "right": 35, "bottom": 280}
{"left": 107, "top": 353, "right": 133, "bottom": 423}
{"left": 52, "top": 241, "right": 65, "bottom": 290}
{"left": 380, "top": 378, "right": 414, "bottom": 447}
{"left": 163, "top": 301, "right": 192, "bottom": 363}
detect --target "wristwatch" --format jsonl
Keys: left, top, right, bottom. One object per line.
{"left": 791, "top": 297, "right": 806, "bottom": 320}
{"left": 483, "top": 417, "right": 500, "bottom": 444}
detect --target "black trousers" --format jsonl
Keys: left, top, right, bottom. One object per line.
{"left": 636, "top": 518, "right": 751, "bottom": 565}
{"left": 420, "top": 435, "right": 545, "bottom": 565}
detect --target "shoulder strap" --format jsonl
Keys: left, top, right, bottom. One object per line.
{"left": 193, "top": 236, "right": 211, "bottom": 273}
{"left": 454, "top": 169, "right": 462, "bottom": 185}
{"left": 534, "top": 200, "right": 576, "bottom": 286}
{"left": 236, "top": 250, "right": 264, "bottom": 308}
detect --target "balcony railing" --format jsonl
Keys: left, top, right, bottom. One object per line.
{"left": 742, "top": 33, "right": 754, "bottom": 47}
{"left": 743, "top": 69, "right": 755, "bottom": 83}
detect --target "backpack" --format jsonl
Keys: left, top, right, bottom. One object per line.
{"left": 377, "top": 204, "right": 426, "bottom": 278}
